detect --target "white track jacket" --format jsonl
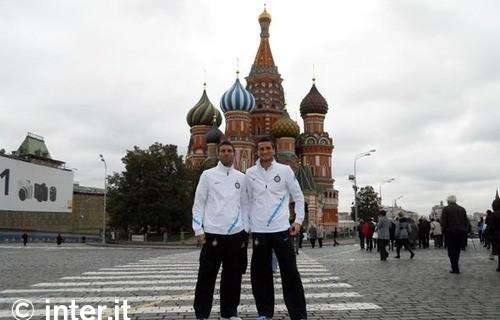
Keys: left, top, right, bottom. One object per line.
{"left": 192, "top": 162, "right": 247, "bottom": 236}
{"left": 245, "top": 159, "right": 305, "bottom": 233}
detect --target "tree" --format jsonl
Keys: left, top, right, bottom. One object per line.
{"left": 107, "top": 143, "right": 197, "bottom": 235}
{"left": 351, "top": 185, "right": 380, "bottom": 221}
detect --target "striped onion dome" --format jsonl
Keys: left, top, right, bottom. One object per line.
{"left": 220, "top": 78, "right": 256, "bottom": 113}
{"left": 271, "top": 109, "right": 300, "bottom": 138}
{"left": 186, "top": 89, "right": 223, "bottom": 127}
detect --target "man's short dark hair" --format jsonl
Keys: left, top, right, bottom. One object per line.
{"left": 379, "top": 210, "right": 387, "bottom": 216}
{"left": 217, "top": 140, "right": 235, "bottom": 152}
{"left": 256, "top": 136, "right": 275, "bottom": 148}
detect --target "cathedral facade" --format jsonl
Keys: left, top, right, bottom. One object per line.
{"left": 185, "top": 8, "right": 338, "bottom": 228}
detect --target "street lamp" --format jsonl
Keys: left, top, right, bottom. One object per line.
{"left": 351, "top": 149, "right": 376, "bottom": 221}
{"left": 99, "top": 154, "right": 107, "bottom": 244}
{"left": 379, "top": 178, "right": 395, "bottom": 206}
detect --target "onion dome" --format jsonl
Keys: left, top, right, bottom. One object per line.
{"left": 300, "top": 80, "right": 328, "bottom": 116}
{"left": 205, "top": 116, "right": 223, "bottom": 144}
{"left": 259, "top": 7, "right": 271, "bottom": 22}
{"left": 220, "top": 77, "right": 256, "bottom": 113}
{"left": 186, "top": 88, "right": 223, "bottom": 127}
{"left": 271, "top": 109, "right": 300, "bottom": 138}
{"left": 492, "top": 190, "right": 500, "bottom": 211}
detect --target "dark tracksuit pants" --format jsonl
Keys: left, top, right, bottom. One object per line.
{"left": 194, "top": 231, "right": 244, "bottom": 319}
{"left": 378, "top": 239, "right": 389, "bottom": 260}
{"left": 251, "top": 231, "right": 307, "bottom": 320}
{"left": 396, "top": 238, "right": 414, "bottom": 257}
{"left": 445, "top": 230, "right": 466, "bottom": 272}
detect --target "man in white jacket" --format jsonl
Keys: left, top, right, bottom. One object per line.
{"left": 245, "top": 136, "right": 307, "bottom": 320}
{"left": 192, "top": 140, "right": 248, "bottom": 320}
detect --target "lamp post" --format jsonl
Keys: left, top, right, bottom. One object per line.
{"left": 350, "top": 149, "right": 376, "bottom": 221}
{"left": 99, "top": 154, "right": 107, "bottom": 244}
{"left": 379, "top": 178, "right": 395, "bottom": 206}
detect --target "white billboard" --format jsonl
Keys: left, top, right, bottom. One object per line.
{"left": 0, "top": 156, "right": 73, "bottom": 213}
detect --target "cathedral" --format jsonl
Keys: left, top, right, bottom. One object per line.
{"left": 185, "top": 8, "right": 339, "bottom": 228}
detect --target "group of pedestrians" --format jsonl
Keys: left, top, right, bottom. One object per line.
{"left": 20, "top": 232, "right": 64, "bottom": 246}
{"left": 372, "top": 211, "right": 415, "bottom": 260}
{"left": 482, "top": 192, "right": 500, "bottom": 272}
{"left": 191, "top": 138, "right": 307, "bottom": 320}
{"left": 356, "top": 193, "right": 500, "bottom": 274}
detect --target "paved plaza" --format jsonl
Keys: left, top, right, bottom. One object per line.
{"left": 0, "top": 241, "right": 499, "bottom": 319}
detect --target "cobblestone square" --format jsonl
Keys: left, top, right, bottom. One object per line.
{"left": 1, "top": 242, "right": 499, "bottom": 319}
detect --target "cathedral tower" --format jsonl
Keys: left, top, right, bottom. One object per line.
{"left": 220, "top": 74, "right": 256, "bottom": 172}
{"left": 246, "top": 8, "right": 285, "bottom": 140}
{"left": 297, "top": 79, "right": 338, "bottom": 226}
{"left": 185, "top": 85, "right": 222, "bottom": 169}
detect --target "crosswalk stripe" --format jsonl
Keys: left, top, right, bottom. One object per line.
{"left": 2, "top": 282, "right": 352, "bottom": 294}
{"left": 62, "top": 272, "right": 333, "bottom": 280}
{"left": 0, "top": 292, "right": 362, "bottom": 304}
{"left": 81, "top": 270, "right": 331, "bottom": 276}
{"left": 32, "top": 276, "right": 340, "bottom": 287}
{"left": 128, "top": 302, "right": 382, "bottom": 314}
{"left": 0, "top": 302, "right": 379, "bottom": 318}
{"left": 98, "top": 267, "right": 329, "bottom": 272}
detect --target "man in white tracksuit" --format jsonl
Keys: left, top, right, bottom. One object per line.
{"left": 245, "top": 136, "right": 307, "bottom": 320}
{"left": 192, "top": 141, "right": 248, "bottom": 320}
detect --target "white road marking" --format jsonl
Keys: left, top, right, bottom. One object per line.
{"left": 0, "top": 303, "right": 379, "bottom": 318}
{"left": 0, "top": 292, "right": 362, "bottom": 304}
{"left": 62, "top": 271, "right": 333, "bottom": 280}
{"left": 32, "top": 276, "right": 340, "bottom": 287}
{"left": 2, "top": 282, "right": 352, "bottom": 294}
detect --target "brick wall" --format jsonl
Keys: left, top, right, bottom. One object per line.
{"left": 0, "top": 192, "right": 104, "bottom": 235}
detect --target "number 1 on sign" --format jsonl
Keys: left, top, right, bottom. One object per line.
{"left": 0, "top": 169, "right": 9, "bottom": 195}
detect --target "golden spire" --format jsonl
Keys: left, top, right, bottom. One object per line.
{"left": 312, "top": 64, "right": 316, "bottom": 84}
{"left": 236, "top": 58, "right": 240, "bottom": 78}
{"left": 259, "top": 3, "right": 271, "bottom": 21}
{"left": 203, "top": 68, "right": 207, "bottom": 89}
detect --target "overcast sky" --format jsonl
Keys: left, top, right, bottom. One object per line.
{"left": 1, "top": 0, "right": 499, "bottom": 215}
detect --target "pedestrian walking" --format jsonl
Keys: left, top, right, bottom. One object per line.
{"left": 485, "top": 210, "right": 494, "bottom": 255}
{"left": 478, "top": 217, "right": 485, "bottom": 244}
{"left": 430, "top": 218, "right": 443, "bottom": 248}
{"left": 191, "top": 141, "right": 247, "bottom": 320}
{"left": 363, "top": 218, "right": 374, "bottom": 252}
{"left": 358, "top": 219, "right": 365, "bottom": 250}
{"left": 56, "top": 233, "right": 63, "bottom": 246}
{"left": 333, "top": 227, "right": 340, "bottom": 246}
{"left": 389, "top": 220, "right": 396, "bottom": 251}
{"left": 376, "top": 210, "right": 390, "bottom": 261}
{"left": 489, "top": 191, "right": 500, "bottom": 272}
{"left": 418, "top": 217, "right": 431, "bottom": 249}
{"left": 441, "top": 195, "right": 470, "bottom": 274}
{"left": 317, "top": 224, "right": 325, "bottom": 248}
{"left": 245, "top": 137, "right": 307, "bottom": 320}
{"left": 308, "top": 224, "right": 317, "bottom": 248}
{"left": 21, "top": 232, "right": 28, "bottom": 246}
{"left": 395, "top": 212, "right": 415, "bottom": 259}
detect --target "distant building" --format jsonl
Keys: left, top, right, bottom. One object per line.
{"left": 0, "top": 133, "right": 104, "bottom": 238}
{"left": 382, "top": 205, "right": 420, "bottom": 222}
{"left": 430, "top": 201, "right": 445, "bottom": 221}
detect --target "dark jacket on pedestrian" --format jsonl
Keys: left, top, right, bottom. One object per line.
{"left": 490, "top": 194, "right": 500, "bottom": 256}
{"left": 441, "top": 204, "right": 469, "bottom": 235}
{"left": 308, "top": 225, "right": 317, "bottom": 240}
{"left": 395, "top": 217, "right": 411, "bottom": 239}
{"left": 389, "top": 220, "right": 396, "bottom": 240}
{"left": 491, "top": 210, "right": 500, "bottom": 256}
{"left": 376, "top": 215, "right": 391, "bottom": 240}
